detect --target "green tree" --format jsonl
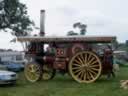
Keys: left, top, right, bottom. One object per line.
{"left": 67, "top": 22, "right": 87, "bottom": 36}
{"left": 67, "top": 30, "right": 78, "bottom": 36}
{"left": 73, "top": 22, "right": 87, "bottom": 35}
{"left": 0, "top": 0, "right": 34, "bottom": 36}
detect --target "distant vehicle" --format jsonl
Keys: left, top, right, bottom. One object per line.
{"left": 0, "top": 51, "right": 25, "bottom": 64}
{"left": 0, "top": 64, "right": 7, "bottom": 70}
{"left": 113, "top": 50, "right": 126, "bottom": 54}
{"left": 3, "top": 62, "right": 24, "bottom": 72}
{"left": 0, "top": 70, "right": 17, "bottom": 84}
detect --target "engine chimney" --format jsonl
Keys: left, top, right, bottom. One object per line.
{"left": 40, "top": 10, "right": 45, "bottom": 36}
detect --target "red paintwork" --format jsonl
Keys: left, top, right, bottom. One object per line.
{"left": 21, "top": 36, "right": 115, "bottom": 75}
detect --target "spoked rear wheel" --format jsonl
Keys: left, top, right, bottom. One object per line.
{"left": 42, "top": 64, "right": 56, "bottom": 80}
{"left": 24, "top": 62, "right": 42, "bottom": 82}
{"left": 69, "top": 51, "right": 102, "bottom": 83}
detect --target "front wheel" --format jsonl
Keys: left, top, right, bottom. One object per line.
{"left": 24, "top": 62, "right": 42, "bottom": 82}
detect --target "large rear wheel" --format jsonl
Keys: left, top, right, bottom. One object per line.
{"left": 69, "top": 51, "right": 102, "bottom": 83}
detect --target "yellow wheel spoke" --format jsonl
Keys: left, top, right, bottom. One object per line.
{"left": 88, "top": 71, "right": 94, "bottom": 80}
{"left": 90, "top": 60, "right": 99, "bottom": 65}
{"left": 72, "top": 63, "right": 81, "bottom": 67}
{"left": 83, "top": 70, "right": 87, "bottom": 81}
{"left": 90, "top": 64, "right": 99, "bottom": 68}
{"left": 87, "top": 54, "right": 92, "bottom": 62}
{"left": 77, "top": 56, "right": 84, "bottom": 64}
{"left": 76, "top": 70, "right": 83, "bottom": 78}
{"left": 90, "top": 67, "right": 99, "bottom": 71}
{"left": 84, "top": 54, "right": 87, "bottom": 64}
{"left": 35, "top": 72, "right": 40, "bottom": 76}
{"left": 88, "top": 68, "right": 97, "bottom": 75}
{"left": 26, "top": 67, "right": 30, "bottom": 72}
{"left": 87, "top": 57, "right": 95, "bottom": 65}
{"left": 30, "top": 73, "right": 34, "bottom": 79}
{"left": 80, "top": 70, "right": 84, "bottom": 80}
{"left": 86, "top": 71, "right": 90, "bottom": 80}
{"left": 80, "top": 54, "right": 85, "bottom": 64}
{"left": 74, "top": 59, "right": 82, "bottom": 65}
{"left": 72, "top": 66, "right": 81, "bottom": 70}
{"left": 73, "top": 68, "right": 82, "bottom": 74}
{"left": 31, "top": 67, "right": 34, "bottom": 72}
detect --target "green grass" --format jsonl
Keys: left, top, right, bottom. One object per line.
{"left": 1, "top": 67, "right": 128, "bottom": 96}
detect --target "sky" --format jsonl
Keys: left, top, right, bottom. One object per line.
{"left": 0, "top": 0, "right": 128, "bottom": 50}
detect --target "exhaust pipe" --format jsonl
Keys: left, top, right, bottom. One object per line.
{"left": 40, "top": 10, "right": 45, "bottom": 36}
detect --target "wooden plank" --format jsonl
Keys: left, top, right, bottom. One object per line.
{"left": 17, "top": 36, "right": 116, "bottom": 43}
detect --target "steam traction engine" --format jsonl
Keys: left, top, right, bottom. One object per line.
{"left": 17, "top": 36, "right": 116, "bottom": 83}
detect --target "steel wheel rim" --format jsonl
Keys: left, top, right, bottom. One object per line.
{"left": 24, "top": 63, "right": 41, "bottom": 82}
{"left": 42, "top": 64, "right": 55, "bottom": 80}
{"left": 69, "top": 51, "right": 102, "bottom": 83}
{"left": 42, "top": 72, "right": 52, "bottom": 80}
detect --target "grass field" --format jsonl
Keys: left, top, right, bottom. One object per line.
{"left": 0, "top": 67, "right": 128, "bottom": 96}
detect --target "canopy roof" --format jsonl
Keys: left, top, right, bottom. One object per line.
{"left": 17, "top": 35, "right": 116, "bottom": 43}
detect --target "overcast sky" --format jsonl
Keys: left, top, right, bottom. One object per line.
{"left": 0, "top": 0, "right": 128, "bottom": 50}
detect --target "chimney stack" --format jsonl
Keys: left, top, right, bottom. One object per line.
{"left": 40, "top": 10, "right": 45, "bottom": 36}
